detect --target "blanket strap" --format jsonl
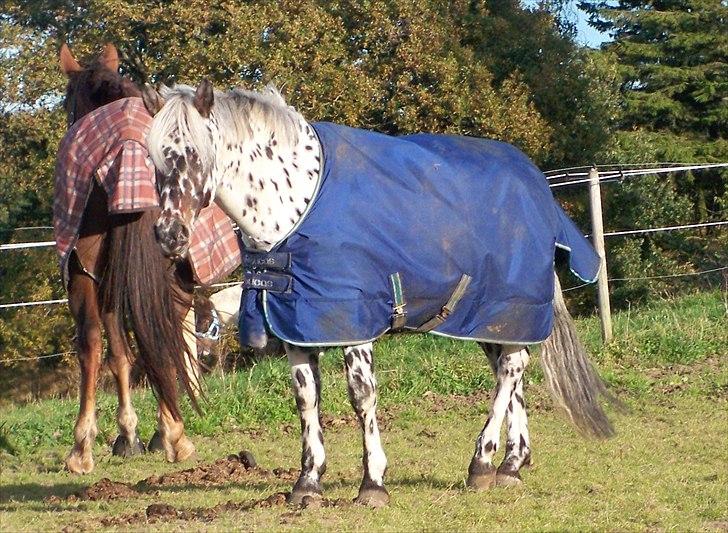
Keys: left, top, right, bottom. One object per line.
{"left": 418, "top": 274, "right": 472, "bottom": 332}
{"left": 243, "top": 271, "right": 293, "bottom": 293}
{"left": 243, "top": 250, "right": 292, "bottom": 271}
{"left": 389, "top": 272, "right": 407, "bottom": 329}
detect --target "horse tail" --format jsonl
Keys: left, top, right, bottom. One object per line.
{"left": 102, "top": 209, "right": 200, "bottom": 421}
{"left": 540, "top": 274, "right": 619, "bottom": 438}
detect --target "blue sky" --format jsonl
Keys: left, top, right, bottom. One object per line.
{"left": 575, "top": 9, "right": 611, "bottom": 47}
{"left": 522, "top": 1, "right": 612, "bottom": 48}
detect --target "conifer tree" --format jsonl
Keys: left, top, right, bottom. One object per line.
{"left": 580, "top": 0, "right": 727, "bottom": 302}
{"left": 581, "top": 0, "right": 727, "bottom": 152}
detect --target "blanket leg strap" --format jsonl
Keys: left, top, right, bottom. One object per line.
{"left": 389, "top": 272, "right": 407, "bottom": 330}
{"left": 418, "top": 274, "right": 472, "bottom": 332}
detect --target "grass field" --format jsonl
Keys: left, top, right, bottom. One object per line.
{"left": 1, "top": 290, "right": 726, "bottom": 531}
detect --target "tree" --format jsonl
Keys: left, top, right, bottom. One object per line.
{"left": 463, "top": 0, "right": 622, "bottom": 168}
{"left": 580, "top": 0, "right": 728, "bottom": 304}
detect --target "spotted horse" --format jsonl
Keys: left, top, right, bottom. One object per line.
{"left": 141, "top": 81, "right": 618, "bottom": 507}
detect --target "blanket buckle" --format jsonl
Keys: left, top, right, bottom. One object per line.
{"left": 418, "top": 274, "right": 472, "bottom": 332}
{"left": 389, "top": 272, "right": 407, "bottom": 330}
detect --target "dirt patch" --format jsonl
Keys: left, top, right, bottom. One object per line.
{"left": 140, "top": 450, "right": 297, "bottom": 488}
{"left": 98, "top": 491, "right": 352, "bottom": 527}
{"left": 45, "top": 478, "right": 139, "bottom": 504}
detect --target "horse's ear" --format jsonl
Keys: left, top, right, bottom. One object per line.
{"left": 142, "top": 84, "right": 165, "bottom": 116}
{"left": 99, "top": 43, "right": 120, "bottom": 72}
{"left": 59, "top": 43, "right": 82, "bottom": 76}
{"left": 193, "top": 79, "right": 214, "bottom": 118}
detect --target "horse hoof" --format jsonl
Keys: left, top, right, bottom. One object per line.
{"left": 466, "top": 458, "right": 496, "bottom": 491}
{"left": 355, "top": 484, "right": 390, "bottom": 508}
{"left": 112, "top": 435, "right": 146, "bottom": 458}
{"left": 496, "top": 470, "right": 524, "bottom": 487}
{"left": 171, "top": 436, "right": 196, "bottom": 463}
{"left": 288, "top": 477, "right": 323, "bottom": 506}
{"left": 65, "top": 452, "right": 94, "bottom": 475}
{"left": 147, "top": 431, "right": 165, "bottom": 453}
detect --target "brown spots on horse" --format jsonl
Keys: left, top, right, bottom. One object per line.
{"left": 246, "top": 196, "right": 253, "bottom": 208}
{"left": 265, "top": 146, "right": 273, "bottom": 159}
{"left": 168, "top": 187, "right": 180, "bottom": 204}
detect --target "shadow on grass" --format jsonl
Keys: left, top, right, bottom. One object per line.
{"left": 0, "top": 482, "right": 85, "bottom": 504}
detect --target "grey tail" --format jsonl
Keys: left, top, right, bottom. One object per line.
{"left": 540, "top": 274, "right": 620, "bottom": 438}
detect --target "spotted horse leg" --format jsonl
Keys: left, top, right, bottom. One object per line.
{"left": 344, "top": 342, "right": 389, "bottom": 507}
{"left": 467, "top": 343, "right": 530, "bottom": 490}
{"left": 494, "top": 345, "right": 532, "bottom": 486}
{"left": 285, "top": 343, "right": 327, "bottom": 506}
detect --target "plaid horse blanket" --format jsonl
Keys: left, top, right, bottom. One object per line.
{"left": 238, "top": 122, "right": 600, "bottom": 348}
{"left": 54, "top": 97, "right": 241, "bottom": 286}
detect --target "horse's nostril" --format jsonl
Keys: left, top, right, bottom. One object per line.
{"left": 168, "top": 220, "right": 189, "bottom": 245}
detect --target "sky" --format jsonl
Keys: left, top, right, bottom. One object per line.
{"left": 522, "top": 0, "right": 612, "bottom": 48}
{"left": 575, "top": 9, "right": 612, "bottom": 47}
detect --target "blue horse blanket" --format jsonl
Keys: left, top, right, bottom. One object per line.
{"left": 238, "top": 122, "right": 599, "bottom": 348}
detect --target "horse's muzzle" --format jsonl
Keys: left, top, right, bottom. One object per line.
{"left": 154, "top": 217, "right": 190, "bottom": 259}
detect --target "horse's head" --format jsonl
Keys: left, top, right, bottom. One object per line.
{"left": 143, "top": 81, "right": 218, "bottom": 259}
{"left": 59, "top": 43, "right": 141, "bottom": 126}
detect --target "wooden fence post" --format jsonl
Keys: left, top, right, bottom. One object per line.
{"left": 588, "top": 166, "right": 613, "bottom": 343}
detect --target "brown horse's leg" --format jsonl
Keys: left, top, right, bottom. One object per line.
{"left": 65, "top": 261, "right": 103, "bottom": 474}
{"left": 149, "top": 261, "right": 196, "bottom": 462}
{"left": 154, "top": 399, "right": 196, "bottom": 463}
{"left": 103, "top": 310, "right": 146, "bottom": 457}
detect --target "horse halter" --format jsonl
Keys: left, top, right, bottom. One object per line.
{"left": 195, "top": 307, "right": 221, "bottom": 342}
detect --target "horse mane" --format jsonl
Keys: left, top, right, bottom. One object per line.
{"left": 67, "top": 58, "right": 141, "bottom": 122}
{"left": 148, "top": 84, "right": 301, "bottom": 177}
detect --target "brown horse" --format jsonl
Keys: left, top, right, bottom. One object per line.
{"left": 59, "top": 43, "right": 197, "bottom": 474}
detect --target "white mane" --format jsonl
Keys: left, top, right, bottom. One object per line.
{"left": 148, "top": 83, "right": 302, "bottom": 177}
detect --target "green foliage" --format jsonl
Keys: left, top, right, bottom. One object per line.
{"left": 466, "top": 1, "right": 622, "bottom": 167}
{"left": 579, "top": 0, "right": 728, "bottom": 306}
